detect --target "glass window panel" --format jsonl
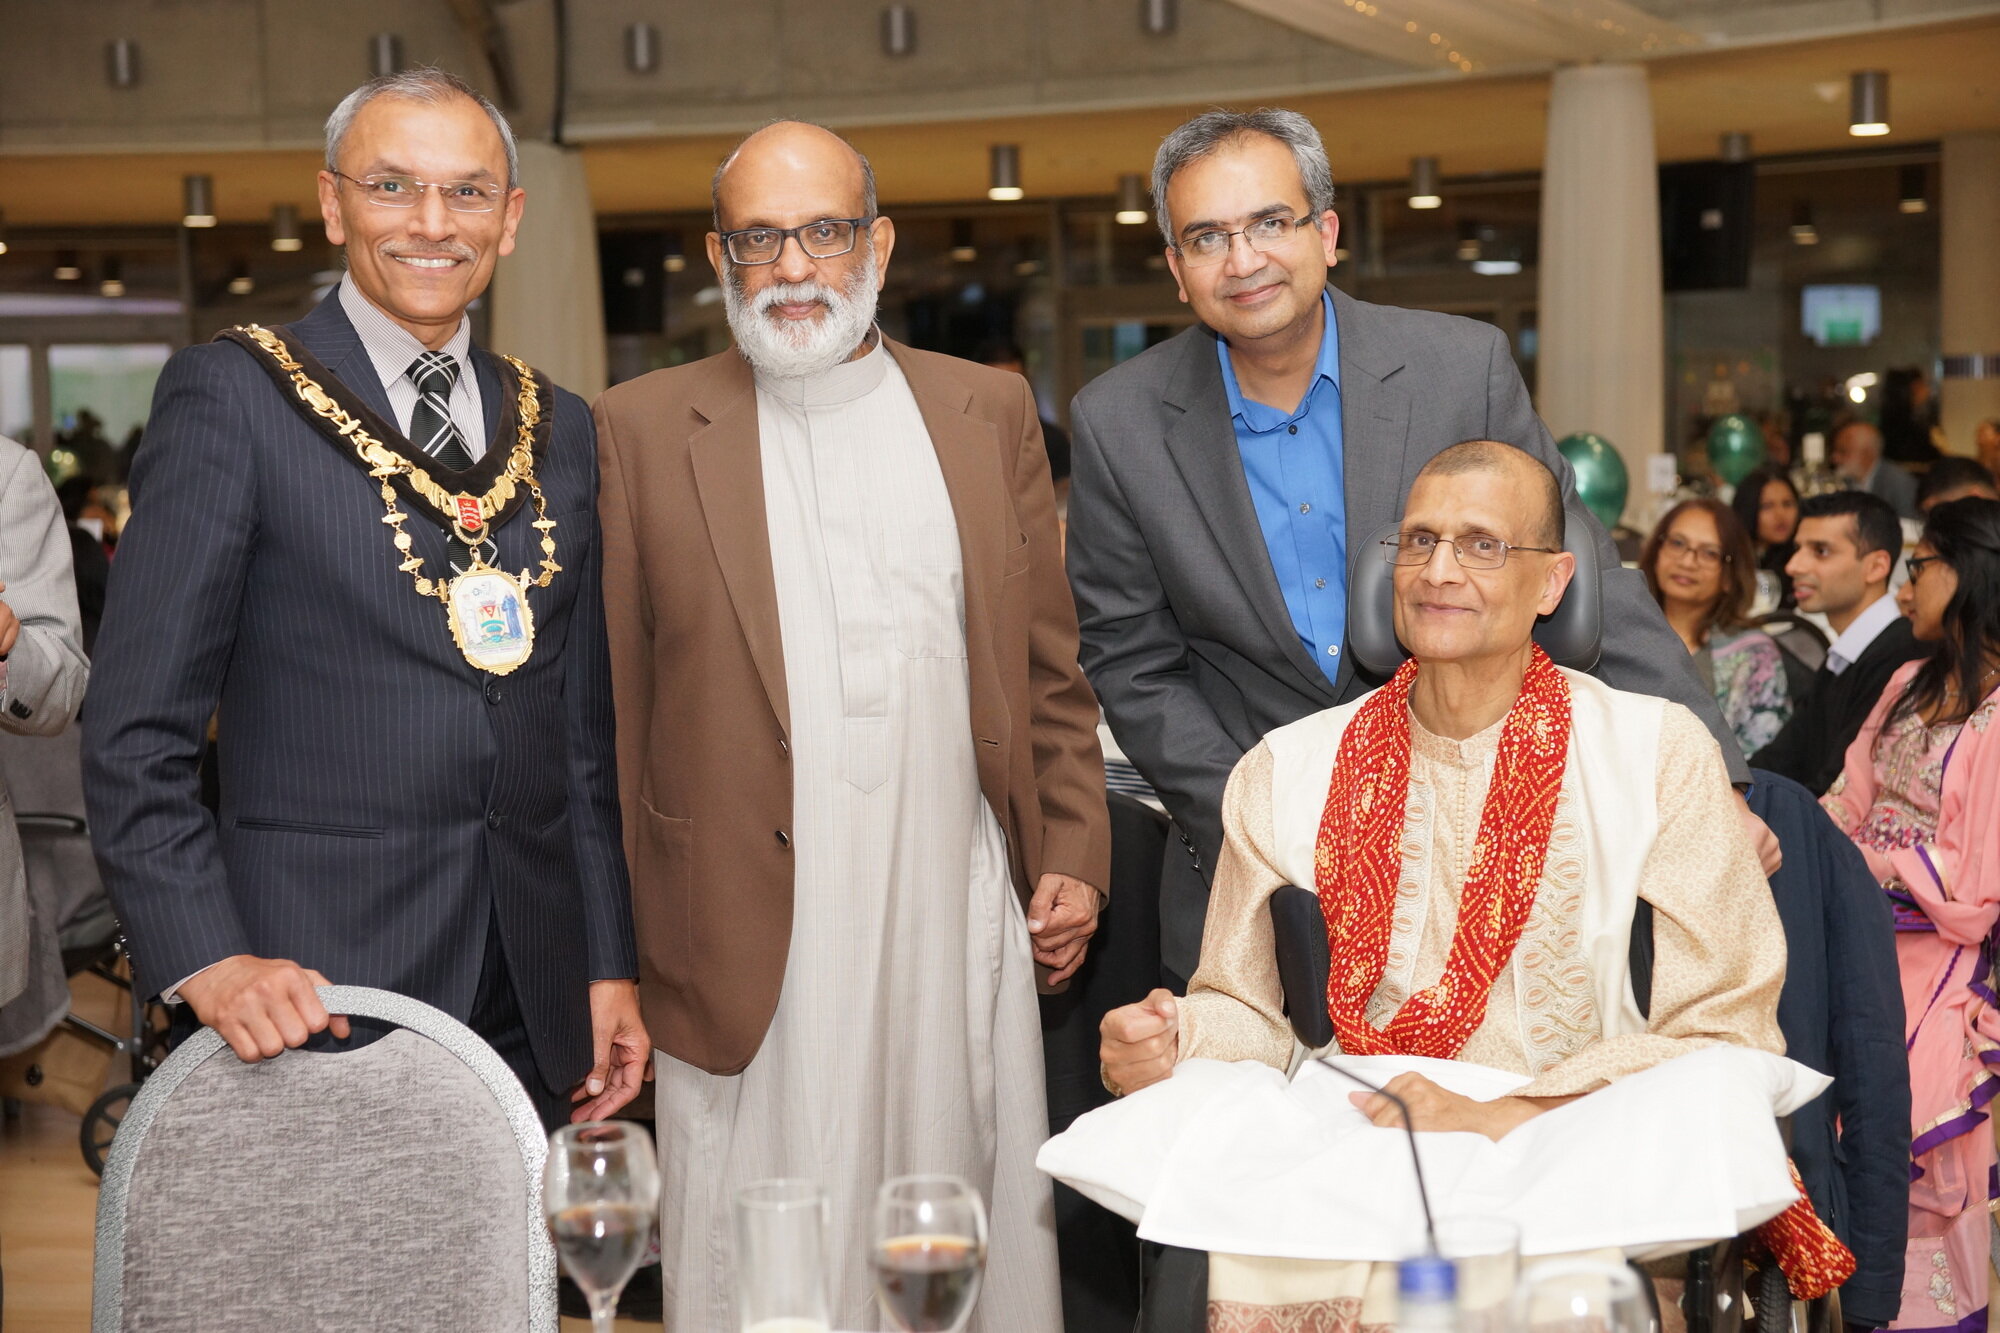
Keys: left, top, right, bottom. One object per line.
{"left": 0, "top": 346, "right": 29, "bottom": 443}
{"left": 49, "top": 343, "right": 173, "bottom": 476}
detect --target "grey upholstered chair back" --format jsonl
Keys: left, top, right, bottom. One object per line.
{"left": 1346, "top": 517, "right": 1604, "bottom": 679}
{"left": 93, "top": 985, "right": 557, "bottom": 1332}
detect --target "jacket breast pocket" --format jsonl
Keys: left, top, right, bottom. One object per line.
{"left": 633, "top": 800, "right": 692, "bottom": 982}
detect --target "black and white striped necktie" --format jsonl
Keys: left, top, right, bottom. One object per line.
{"left": 405, "top": 350, "right": 475, "bottom": 471}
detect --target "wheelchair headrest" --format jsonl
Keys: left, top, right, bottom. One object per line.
{"left": 1346, "top": 514, "right": 1603, "bottom": 679}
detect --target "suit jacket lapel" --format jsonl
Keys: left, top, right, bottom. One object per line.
{"left": 295, "top": 284, "right": 398, "bottom": 424}
{"left": 1332, "top": 287, "right": 1411, "bottom": 695}
{"left": 687, "top": 353, "right": 791, "bottom": 738}
{"left": 1162, "top": 325, "right": 1337, "bottom": 702}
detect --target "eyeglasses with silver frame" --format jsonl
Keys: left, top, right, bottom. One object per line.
{"left": 720, "top": 217, "right": 873, "bottom": 266}
{"left": 1174, "top": 213, "right": 1318, "bottom": 267}
{"left": 332, "top": 171, "right": 506, "bottom": 213}
{"left": 1382, "top": 530, "right": 1561, "bottom": 570}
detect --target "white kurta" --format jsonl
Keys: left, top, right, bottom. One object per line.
{"left": 654, "top": 340, "right": 1061, "bottom": 1331}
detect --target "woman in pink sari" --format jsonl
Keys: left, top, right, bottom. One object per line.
{"left": 1822, "top": 496, "right": 2000, "bottom": 1333}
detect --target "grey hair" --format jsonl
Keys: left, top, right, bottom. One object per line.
{"left": 1418, "top": 439, "right": 1564, "bottom": 547}
{"left": 1151, "top": 107, "right": 1336, "bottom": 246}
{"left": 324, "top": 67, "right": 518, "bottom": 189}
{"left": 711, "top": 120, "right": 879, "bottom": 229}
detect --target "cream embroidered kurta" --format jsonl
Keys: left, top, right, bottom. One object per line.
{"left": 1178, "top": 667, "right": 1787, "bottom": 1095}
{"left": 654, "top": 340, "right": 1060, "bottom": 1332}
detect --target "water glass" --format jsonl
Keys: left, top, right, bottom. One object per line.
{"left": 1434, "top": 1216, "right": 1520, "bottom": 1333}
{"left": 1513, "top": 1257, "right": 1653, "bottom": 1333}
{"left": 734, "top": 1178, "right": 832, "bottom": 1333}
{"left": 872, "top": 1174, "right": 988, "bottom": 1332}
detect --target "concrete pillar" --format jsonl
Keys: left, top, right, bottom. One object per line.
{"left": 1939, "top": 132, "right": 2000, "bottom": 455}
{"left": 488, "top": 139, "right": 607, "bottom": 399}
{"left": 1535, "top": 63, "right": 1665, "bottom": 525}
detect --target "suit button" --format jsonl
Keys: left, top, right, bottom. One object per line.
{"left": 484, "top": 681, "right": 502, "bottom": 705}
{"left": 775, "top": 830, "right": 790, "bottom": 848}
{"left": 487, "top": 811, "right": 504, "bottom": 830}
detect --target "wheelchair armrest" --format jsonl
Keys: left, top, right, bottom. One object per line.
{"left": 1271, "top": 885, "right": 1335, "bottom": 1052}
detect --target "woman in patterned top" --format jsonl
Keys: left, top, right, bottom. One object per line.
{"left": 1642, "top": 498, "right": 1792, "bottom": 756}
{"left": 1822, "top": 496, "right": 2000, "bottom": 1332}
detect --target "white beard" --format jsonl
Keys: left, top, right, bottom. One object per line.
{"left": 723, "top": 248, "right": 881, "bottom": 380}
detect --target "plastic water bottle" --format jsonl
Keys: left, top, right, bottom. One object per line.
{"left": 1398, "top": 1253, "right": 1459, "bottom": 1333}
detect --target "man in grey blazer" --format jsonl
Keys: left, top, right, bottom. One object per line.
{"left": 1832, "top": 421, "right": 1919, "bottom": 521}
{"left": 1066, "top": 109, "right": 1767, "bottom": 983}
{"left": 0, "top": 434, "right": 90, "bottom": 1026}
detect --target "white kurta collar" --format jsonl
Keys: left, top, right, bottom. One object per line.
{"left": 753, "top": 329, "right": 888, "bottom": 407}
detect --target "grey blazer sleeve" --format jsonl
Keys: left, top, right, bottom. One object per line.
{"left": 0, "top": 438, "right": 88, "bottom": 737}
{"left": 1065, "top": 404, "right": 1243, "bottom": 871}
{"left": 82, "top": 346, "right": 258, "bottom": 996}
{"left": 1480, "top": 328, "right": 1751, "bottom": 785}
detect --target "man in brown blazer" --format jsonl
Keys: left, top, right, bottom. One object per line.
{"left": 593, "top": 121, "right": 1110, "bottom": 1331}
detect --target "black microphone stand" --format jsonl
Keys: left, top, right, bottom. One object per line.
{"left": 1313, "top": 1055, "right": 1441, "bottom": 1257}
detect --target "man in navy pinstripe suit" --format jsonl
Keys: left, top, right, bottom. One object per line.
{"left": 82, "top": 69, "right": 647, "bottom": 1130}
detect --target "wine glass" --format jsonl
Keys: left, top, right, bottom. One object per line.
{"left": 1434, "top": 1217, "right": 1520, "bottom": 1333}
{"left": 1513, "top": 1258, "right": 1653, "bottom": 1333}
{"left": 871, "top": 1175, "right": 989, "bottom": 1333}
{"left": 735, "top": 1178, "right": 832, "bottom": 1333}
{"left": 544, "top": 1121, "right": 660, "bottom": 1333}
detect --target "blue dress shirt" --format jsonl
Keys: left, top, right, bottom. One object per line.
{"left": 1217, "top": 291, "right": 1346, "bottom": 685}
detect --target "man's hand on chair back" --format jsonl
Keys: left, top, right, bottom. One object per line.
{"left": 1099, "top": 988, "right": 1180, "bottom": 1097}
{"left": 177, "top": 956, "right": 351, "bottom": 1062}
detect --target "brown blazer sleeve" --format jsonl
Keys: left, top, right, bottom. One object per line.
{"left": 1005, "top": 375, "right": 1112, "bottom": 897}
{"left": 592, "top": 396, "right": 653, "bottom": 875}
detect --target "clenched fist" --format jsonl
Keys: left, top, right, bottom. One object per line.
{"left": 1098, "top": 988, "right": 1180, "bottom": 1096}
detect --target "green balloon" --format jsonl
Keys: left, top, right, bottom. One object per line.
{"left": 1707, "top": 413, "right": 1766, "bottom": 487}
{"left": 1556, "top": 432, "right": 1629, "bottom": 531}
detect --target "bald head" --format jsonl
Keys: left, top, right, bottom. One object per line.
{"left": 711, "top": 120, "right": 877, "bottom": 230}
{"left": 1415, "top": 440, "right": 1565, "bottom": 548}
{"left": 1832, "top": 421, "right": 1883, "bottom": 481}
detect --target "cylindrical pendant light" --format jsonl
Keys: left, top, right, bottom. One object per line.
{"left": 1142, "top": 0, "right": 1177, "bottom": 36}
{"left": 99, "top": 257, "right": 126, "bottom": 298}
{"left": 625, "top": 22, "right": 660, "bottom": 74}
{"left": 1848, "top": 70, "right": 1889, "bottom": 137}
{"left": 950, "top": 220, "right": 977, "bottom": 262}
{"left": 54, "top": 251, "right": 83, "bottom": 281}
{"left": 1407, "top": 156, "right": 1441, "bottom": 209}
{"left": 227, "top": 261, "right": 255, "bottom": 296}
{"left": 988, "top": 144, "right": 1023, "bottom": 201}
{"left": 106, "top": 38, "right": 140, "bottom": 88}
{"left": 662, "top": 230, "right": 686, "bottom": 273}
{"left": 182, "top": 174, "right": 217, "bottom": 228}
{"left": 1115, "top": 173, "right": 1149, "bottom": 225}
{"left": 370, "top": 32, "right": 404, "bottom": 79}
{"left": 1719, "top": 132, "right": 1751, "bottom": 163}
{"left": 270, "top": 203, "right": 304, "bottom": 252}
{"left": 881, "top": 5, "right": 916, "bottom": 57}
{"left": 1790, "top": 200, "right": 1819, "bottom": 246}
{"left": 1898, "top": 164, "right": 1929, "bottom": 215}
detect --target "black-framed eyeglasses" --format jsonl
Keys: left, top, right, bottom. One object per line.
{"left": 1381, "top": 530, "right": 1561, "bottom": 570}
{"left": 1662, "top": 533, "right": 1730, "bottom": 569}
{"left": 718, "top": 217, "right": 872, "bottom": 266}
{"left": 332, "top": 171, "right": 506, "bottom": 213}
{"left": 1174, "top": 213, "right": 1318, "bottom": 267}
{"left": 1905, "top": 553, "right": 1942, "bottom": 581}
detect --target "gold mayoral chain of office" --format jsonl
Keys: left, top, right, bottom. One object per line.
{"left": 234, "top": 323, "right": 559, "bottom": 676}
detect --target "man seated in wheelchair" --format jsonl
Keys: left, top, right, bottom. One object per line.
{"left": 1094, "top": 443, "right": 1850, "bottom": 1284}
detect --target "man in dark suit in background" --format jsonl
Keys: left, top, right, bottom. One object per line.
{"left": 1833, "top": 421, "right": 1919, "bottom": 522}
{"left": 83, "top": 69, "right": 646, "bottom": 1129}
{"left": 1066, "top": 108, "right": 1772, "bottom": 985}
{"left": 1751, "top": 491, "right": 1928, "bottom": 796}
